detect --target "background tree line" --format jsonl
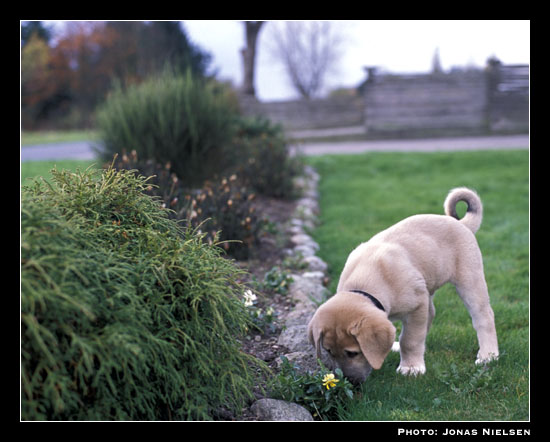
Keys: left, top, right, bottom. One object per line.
{"left": 21, "top": 21, "right": 213, "bottom": 130}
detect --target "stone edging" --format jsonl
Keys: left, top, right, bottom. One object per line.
{"left": 250, "top": 165, "right": 330, "bottom": 421}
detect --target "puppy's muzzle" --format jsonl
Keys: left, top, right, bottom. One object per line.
{"left": 341, "top": 364, "right": 373, "bottom": 385}
{"left": 327, "top": 356, "right": 373, "bottom": 384}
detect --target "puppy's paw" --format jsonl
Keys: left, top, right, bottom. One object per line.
{"left": 475, "top": 352, "right": 499, "bottom": 365}
{"left": 396, "top": 363, "right": 426, "bottom": 376}
{"left": 391, "top": 342, "right": 400, "bottom": 353}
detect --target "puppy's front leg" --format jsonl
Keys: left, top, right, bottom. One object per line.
{"left": 396, "top": 304, "right": 429, "bottom": 376}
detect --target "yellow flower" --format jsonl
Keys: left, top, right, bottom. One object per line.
{"left": 322, "top": 373, "right": 340, "bottom": 390}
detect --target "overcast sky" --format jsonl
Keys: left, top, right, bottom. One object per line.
{"left": 183, "top": 20, "right": 530, "bottom": 101}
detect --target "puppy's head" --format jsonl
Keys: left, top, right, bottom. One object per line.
{"left": 307, "top": 293, "right": 395, "bottom": 384}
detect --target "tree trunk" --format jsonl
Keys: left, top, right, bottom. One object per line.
{"left": 241, "top": 21, "right": 264, "bottom": 97}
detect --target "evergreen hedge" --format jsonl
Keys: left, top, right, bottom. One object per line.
{"left": 21, "top": 165, "right": 266, "bottom": 420}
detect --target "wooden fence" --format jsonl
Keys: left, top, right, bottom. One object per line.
{"left": 364, "top": 62, "right": 528, "bottom": 136}
{"left": 239, "top": 95, "right": 364, "bottom": 131}
{"left": 487, "top": 64, "right": 529, "bottom": 132}
{"left": 364, "top": 71, "right": 487, "bottom": 136}
{"left": 240, "top": 61, "right": 528, "bottom": 137}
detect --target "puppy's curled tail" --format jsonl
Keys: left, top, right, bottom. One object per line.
{"left": 444, "top": 187, "right": 483, "bottom": 234}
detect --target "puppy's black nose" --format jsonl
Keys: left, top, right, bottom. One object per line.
{"left": 344, "top": 365, "right": 373, "bottom": 385}
{"left": 346, "top": 372, "right": 370, "bottom": 385}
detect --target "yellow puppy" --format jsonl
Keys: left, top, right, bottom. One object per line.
{"left": 308, "top": 188, "right": 499, "bottom": 383}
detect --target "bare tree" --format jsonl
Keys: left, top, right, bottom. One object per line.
{"left": 241, "top": 21, "right": 265, "bottom": 97}
{"left": 268, "top": 21, "right": 344, "bottom": 100}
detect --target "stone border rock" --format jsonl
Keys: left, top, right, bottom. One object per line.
{"left": 251, "top": 398, "right": 314, "bottom": 421}
{"left": 249, "top": 165, "right": 330, "bottom": 421}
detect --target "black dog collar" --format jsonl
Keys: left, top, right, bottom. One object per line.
{"left": 349, "top": 289, "right": 386, "bottom": 312}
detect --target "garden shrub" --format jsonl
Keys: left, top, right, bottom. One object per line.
{"left": 113, "top": 151, "right": 264, "bottom": 260}
{"left": 185, "top": 174, "right": 263, "bottom": 260}
{"left": 21, "top": 166, "right": 266, "bottom": 420}
{"left": 96, "top": 69, "right": 238, "bottom": 187}
{"left": 234, "top": 114, "right": 284, "bottom": 139}
{"left": 233, "top": 116, "right": 303, "bottom": 198}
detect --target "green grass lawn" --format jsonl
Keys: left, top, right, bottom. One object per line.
{"left": 21, "top": 130, "right": 98, "bottom": 146}
{"left": 307, "top": 150, "right": 529, "bottom": 421}
{"left": 21, "top": 160, "right": 98, "bottom": 185}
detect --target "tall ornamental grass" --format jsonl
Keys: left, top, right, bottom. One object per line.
{"left": 96, "top": 70, "right": 237, "bottom": 186}
{"left": 21, "top": 165, "right": 266, "bottom": 420}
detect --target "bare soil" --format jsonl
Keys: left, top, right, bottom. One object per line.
{"left": 215, "top": 194, "right": 302, "bottom": 420}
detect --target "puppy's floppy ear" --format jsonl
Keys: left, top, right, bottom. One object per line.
{"left": 349, "top": 314, "right": 396, "bottom": 370}
{"left": 308, "top": 317, "right": 324, "bottom": 359}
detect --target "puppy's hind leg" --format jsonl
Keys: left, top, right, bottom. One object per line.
{"left": 427, "top": 294, "right": 436, "bottom": 333}
{"left": 455, "top": 273, "right": 499, "bottom": 365}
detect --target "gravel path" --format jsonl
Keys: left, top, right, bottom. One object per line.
{"left": 292, "top": 134, "right": 529, "bottom": 156}
{"left": 21, "top": 141, "right": 102, "bottom": 162}
{"left": 21, "top": 134, "right": 528, "bottom": 162}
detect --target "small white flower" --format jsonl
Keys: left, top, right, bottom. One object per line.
{"left": 265, "top": 306, "right": 274, "bottom": 317}
{"left": 243, "top": 289, "right": 257, "bottom": 307}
